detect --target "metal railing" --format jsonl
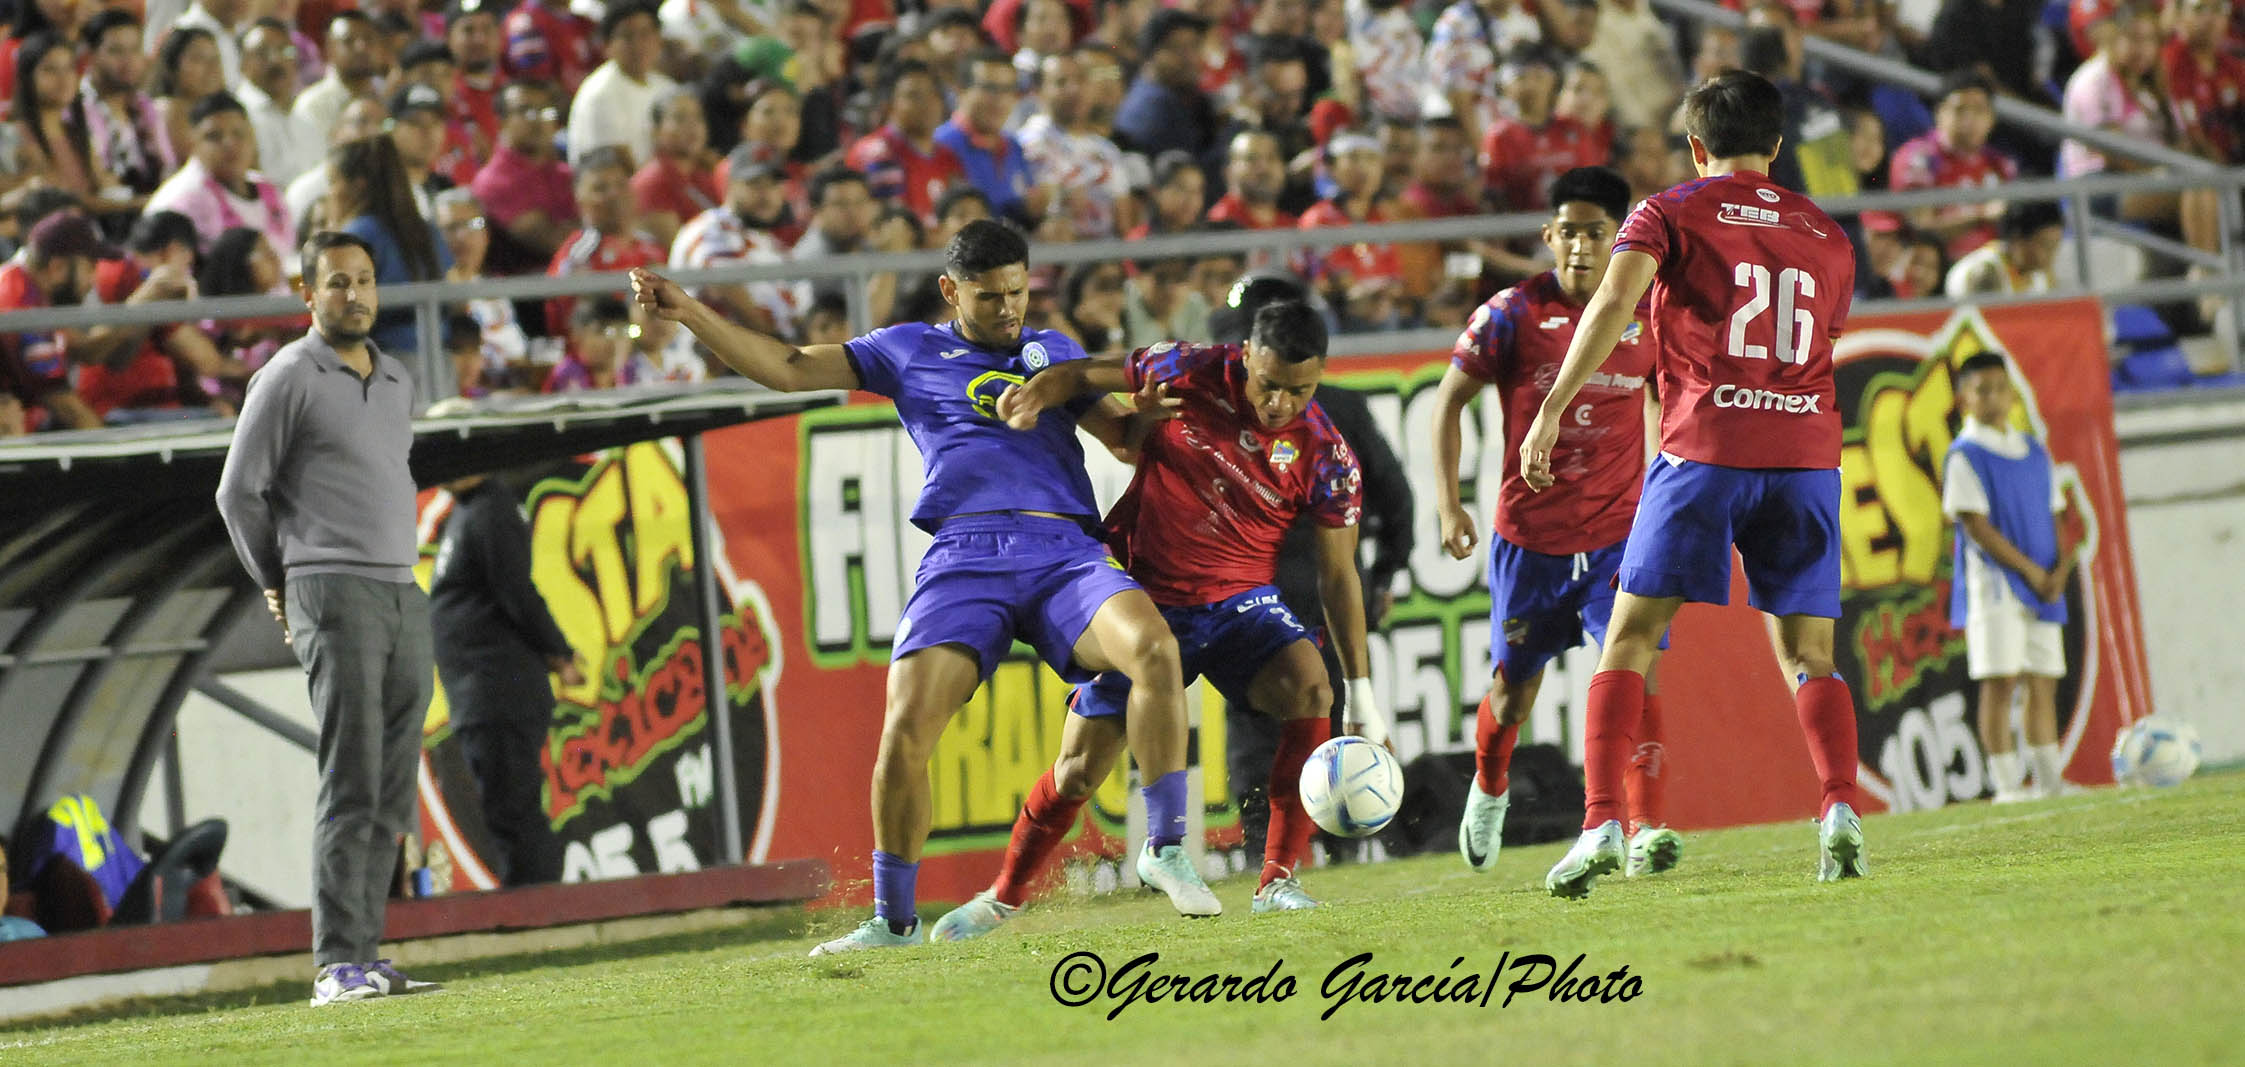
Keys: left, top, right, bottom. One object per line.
{"left": 1, "top": 175, "right": 2239, "bottom": 396}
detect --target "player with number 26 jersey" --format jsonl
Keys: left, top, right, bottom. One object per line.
{"left": 1615, "top": 169, "right": 1854, "bottom": 470}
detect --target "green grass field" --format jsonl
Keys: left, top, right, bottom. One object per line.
{"left": 10, "top": 772, "right": 2243, "bottom": 1066}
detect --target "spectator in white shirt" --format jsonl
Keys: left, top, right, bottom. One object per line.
{"left": 236, "top": 18, "right": 323, "bottom": 187}
{"left": 670, "top": 145, "right": 796, "bottom": 336}
{"left": 1016, "top": 47, "right": 1138, "bottom": 240}
{"left": 1945, "top": 200, "right": 2064, "bottom": 299}
{"left": 566, "top": 1, "right": 677, "bottom": 168}
{"left": 292, "top": 11, "right": 387, "bottom": 137}
{"left": 285, "top": 92, "right": 387, "bottom": 231}
{"left": 172, "top": 0, "right": 249, "bottom": 88}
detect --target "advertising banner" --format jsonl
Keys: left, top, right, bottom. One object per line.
{"left": 416, "top": 299, "right": 2149, "bottom": 902}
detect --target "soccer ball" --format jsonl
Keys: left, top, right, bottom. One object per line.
{"left": 2110, "top": 717, "right": 2202, "bottom": 788}
{"left": 1299, "top": 736, "right": 1404, "bottom": 838}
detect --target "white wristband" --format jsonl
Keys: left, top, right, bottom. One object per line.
{"left": 1343, "top": 677, "right": 1388, "bottom": 747}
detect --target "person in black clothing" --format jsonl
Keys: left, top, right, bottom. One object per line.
{"left": 430, "top": 473, "right": 586, "bottom": 887}
{"left": 1209, "top": 272, "right": 1415, "bottom": 863}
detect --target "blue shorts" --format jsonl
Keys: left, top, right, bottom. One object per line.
{"left": 1071, "top": 585, "right": 1312, "bottom": 719}
{"left": 1619, "top": 457, "right": 1842, "bottom": 618}
{"left": 892, "top": 513, "right": 1141, "bottom": 683}
{"left": 1488, "top": 536, "right": 1668, "bottom": 686}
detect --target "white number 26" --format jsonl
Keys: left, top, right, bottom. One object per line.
{"left": 1727, "top": 263, "right": 1817, "bottom": 364}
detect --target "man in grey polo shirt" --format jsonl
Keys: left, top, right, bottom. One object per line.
{"left": 216, "top": 231, "right": 444, "bottom": 1007}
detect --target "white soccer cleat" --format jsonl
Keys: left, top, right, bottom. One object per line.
{"left": 809, "top": 915, "right": 925, "bottom": 956}
{"left": 1545, "top": 820, "right": 1625, "bottom": 899}
{"left": 1817, "top": 803, "right": 1867, "bottom": 882}
{"left": 1136, "top": 843, "right": 1222, "bottom": 917}
{"left": 1991, "top": 787, "right": 2036, "bottom": 805}
{"left": 1251, "top": 873, "right": 1319, "bottom": 913}
{"left": 928, "top": 890, "right": 1019, "bottom": 942}
{"left": 1625, "top": 825, "right": 1684, "bottom": 878}
{"left": 1458, "top": 784, "right": 1509, "bottom": 873}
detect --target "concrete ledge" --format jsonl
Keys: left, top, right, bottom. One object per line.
{"left": 0, "top": 859, "right": 828, "bottom": 1020}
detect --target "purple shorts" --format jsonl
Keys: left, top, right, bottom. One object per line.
{"left": 892, "top": 513, "right": 1141, "bottom": 683}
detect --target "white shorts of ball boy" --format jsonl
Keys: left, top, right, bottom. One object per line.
{"left": 1965, "top": 599, "right": 2065, "bottom": 680}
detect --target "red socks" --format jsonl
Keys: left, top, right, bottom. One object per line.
{"left": 1625, "top": 692, "right": 1667, "bottom": 834}
{"left": 1582, "top": 670, "right": 1644, "bottom": 829}
{"left": 1474, "top": 693, "right": 1519, "bottom": 795}
{"left": 991, "top": 768, "right": 1087, "bottom": 908}
{"left": 1795, "top": 675, "right": 1860, "bottom": 817}
{"left": 1262, "top": 717, "right": 1331, "bottom": 886}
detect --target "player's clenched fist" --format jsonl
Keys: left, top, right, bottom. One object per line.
{"left": 995, "top": 365, "right": 1078, "bottom": 430}
{"left": 1519, "top": 409, "right": 1560, "bottom": 491}
{"left": 1438, "top": 503, "right": 1479, "bottom": 560}
{"left": 629, "top": 267, "right": 691, "bottom": 321}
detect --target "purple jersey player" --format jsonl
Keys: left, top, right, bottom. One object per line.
{"left": 632, "top": 221, "right": 1216, "bottom": 955}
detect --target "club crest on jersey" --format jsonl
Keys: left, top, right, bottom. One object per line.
{"left": 1238, "top": 430, "right": 1263, "bottom": 452}
{"left": 1270, "top": 440, "right": 1299, "bottom": 470}
{"left": 1021, "top": 341, "right": 1050, "bottom": 372}
{"left": 1620, "top": 320, "right": 1644, "bottom": 345}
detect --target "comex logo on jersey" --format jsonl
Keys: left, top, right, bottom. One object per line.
{"left": 1710, "top": 384, "right": 1823, "bottom": 413}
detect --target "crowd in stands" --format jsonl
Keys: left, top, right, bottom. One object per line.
{"left": 0, "top": 0, "right": 2239, "bottom": 433}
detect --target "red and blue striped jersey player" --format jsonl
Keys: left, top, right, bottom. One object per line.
{"left": 931, "top": 300, "right": 1388, "bottom": 939}
{"left": 1431, "top": 166, "right": 1683, "bottom": 884}
{"left": 1521, "top": 71, "right": 1867, "bottom": 899}
{"left": 630, "top": 220, "right": 1218, "bottom": 957}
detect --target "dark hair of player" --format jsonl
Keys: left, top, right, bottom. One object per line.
{"left": 945, "top": 218, "right": 1029, "bottom": 278}
{"left": 1250, "top": 300, "right": 1329, "bottom": 364}
{"left": 1548, "top": 166, "right": 1632, "bottom": 224}
{"left": 1679, "top": 70, "right": 1783, "bottom": 160}
{"left": 1956, "top": 352, "right": 2009, "bottom": 381}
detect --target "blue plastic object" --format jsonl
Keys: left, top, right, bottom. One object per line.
{"left": 2109, "top": 305, "right": 2172, "bottom": 348}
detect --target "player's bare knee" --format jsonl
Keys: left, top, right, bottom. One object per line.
{"left": 1119, "top": 626, "right": 1181, "bottom": 688}
{"left": 1051, "top": 751, "right": 1104, "bottom": 797}
{"left": 1288, "top": 676, "right": 1333, "bottom": 721}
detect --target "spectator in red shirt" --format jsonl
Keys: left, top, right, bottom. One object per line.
{"left": 502, "top": 0, "right": 597, "bottom": 96}
{"left": 1394, "top": 114, "right": 1479, "bottom": 303}
{"left": 0, "top": 214, "right": 114, "bottom": 433}
{"left": 725, "top": 80, "right": 810, "bottom": 246}
{"left": 1211, "top": 34, "right": 1317, "bottom": 214}
{"left": 471, "top": 79, "right": 576, "bottom": 275}
{"left": 1887, "top": 70, "right": 2019, "bottom": 258}
{"left": 2164, "top": 0, "right": 2245, "bottom": 165}
{"left": 80, "top": 211, "right": 248, "bottom": 421}
{"left": 1207, "top": 129, "right": 1297, "bottom": 229}
{"left": 1480, "top": 47, "right": 1613, "bottom": 213}
{"left": 1298, "top": 132, "right": 1403, "bottom": 330}
{"left": 1376, "top": 117, "right": 1417, "bottom": 196}
{"left": 545, "top": 145, "right": 667, "bottom": 336}
{"left": 632, "top": 89, "right": 722, "bottom": 251}
{"left": 846, "top": 59, "right": 968, "bottom": 224}
{"left": 447, "top": 0, "right": 508, "bottom": 166}
{"left": 394, "top": 40, "right": 483, "bottom": 190}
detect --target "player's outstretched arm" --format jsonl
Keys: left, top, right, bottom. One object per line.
{"left": 1315, "top": 523, "right": 1390, "bottom": 748}
{"left": 629, "top": 267, "right": 859, "bottom": 392}
{"left": 994, "top": 355, "right": 1132, "bottom": 430}
{"left": 1521, "top": 250, "right": 1658, "bottom": 492}
{"left": 1430, "top": 364, "right": 1483, "bottom": 560}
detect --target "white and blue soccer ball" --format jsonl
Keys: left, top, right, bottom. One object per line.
{"left": 1299, "top": 736, "right": 1404, "bottom": 838}
{"left": 2110, "top": 717, "right": 2202, "bottom": 788}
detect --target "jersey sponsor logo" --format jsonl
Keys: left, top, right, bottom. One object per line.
{"left": 938, "top": 347, "right": 971, "bottom": 360}
{"left": 1539, "top": 315, "right": 1571, "bottom": 330}
{"left": 1022, "top": 341, "right": 1050, "bottom": 371}
{"left": 1270, "top": 439, "right": 1299, "bottom": 470}
{"left": 967, "top": 369, "right": 1028, "bottom": 420}
{"left": 1711, "top": 384, "right": 1823, "bottom": 413}
{"left": 1756, "top": 187, "right": 1781, "bottom": 202}
{"left": 1716, "top": 203, "right": 1785, "bottom": 229}
{"left": 1235, "top": 591, "right": 1283, "bottom": 613}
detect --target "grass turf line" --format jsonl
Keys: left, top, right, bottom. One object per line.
{"left": 6, "top": 771, "right": 2241, "bottom": 1066}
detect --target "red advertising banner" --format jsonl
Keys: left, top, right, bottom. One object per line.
{"left": 416, "top": 298, "right": 2150, "bottom": 904}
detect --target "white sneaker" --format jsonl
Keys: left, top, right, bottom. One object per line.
{"left": 1625, "top": 825, "right": 1683, "bottom": 877}
{"left": 928, "top": 890, "right": 1018, "bottom": 942}
{"left": 1251, "top": 874, "right": 1319, "bottom": 913}
{"left": 809, "top": 915, "right": 925, "bottom": 956}
{"left": 1135, "top": 843, "right": 1222, "bottom": 917}
{"left": 1817, "top": 803, "right": 1867, "bottom": 883}
{"left": 309, "top": 963, "right": 380, "bottom": 1007}
{"left": 1458, "top": 785, "right": 1509, "bottom": 873}
{"left": 1991, "top": 787, "right": 2036, "bottom": 805}
{"left": 1545, "top": 820, "right": 1625, "bottom": 899}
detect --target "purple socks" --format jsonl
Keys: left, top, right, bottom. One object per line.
{"left": 1144, "top": 771, "right": 1188, "bottom": 849}
{"left": 871, "top": 850, "right": 917, "bottom": 934}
